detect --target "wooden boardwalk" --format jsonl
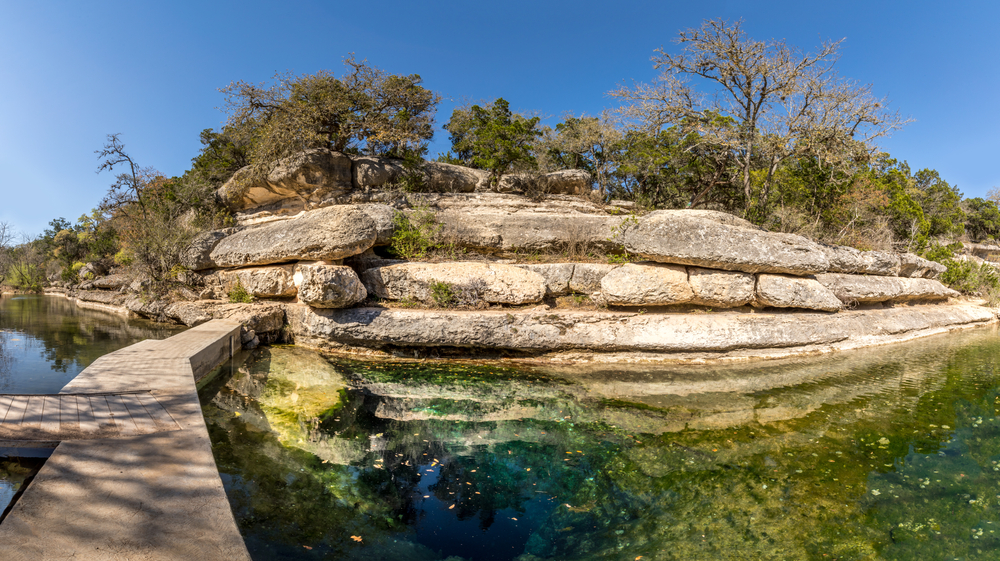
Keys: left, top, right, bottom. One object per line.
{"left": 0, "top": 391, "right": 180, "bottom": 440}
{"left": 0, "top": 320, "right": 252, "bottom": 561}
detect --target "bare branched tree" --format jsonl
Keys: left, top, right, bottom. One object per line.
{"left": 0, "top": 221, "right": 14, "bottom": 286}
{"left": 610, "top": 18, "right": 911, "bottom": 219}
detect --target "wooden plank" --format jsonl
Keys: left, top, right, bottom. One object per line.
{"left": 60, "top": 395, "right": 81, "bottom": 431}
{"left": 0, "top": 396, "right": 14, "bottom": 422}
{"left": 120, "top": 394, "right": 157, "bottom": 434}
{"left": 77, "top": 395, "right": 98, "bottom": 433}
{"left": 134, "top": 393, "right": 178, "bottom": 430}
{"left": 105, "top": 395, "right": 139, "bottom": 435}
{"left": 39, "top": 396, "right": 61, "bottom": 433}
{"left": 0, "top": 396, "right": 29, "bottom": 428}
{"left": 89, "top": 396, "right": 115, "bottom": 432}
{"left": 20, "top": 396, "right": 44, "bottom": 428}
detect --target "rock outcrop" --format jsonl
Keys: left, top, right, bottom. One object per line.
{"left": 286, "top": 304, "right": 995, "bottom": 357}
{"left": 218, "top": 149, "right": 353, "bottom": 213}
{"left": 755, "top": 274, "right": 843, "bottom": 312}
{"left": 296, "top": 264, "right": 367, "bottom": 308}
{"left": 599, "top": 263, "right": 693, "bottom": 306}
{"left": 688, "top": 267, "right": 755, "bottom": 308}
{"left": 620, "top": 210, "right": 829, "bottom": 275}
{"left": 362, "top": 262, "right": 546, "bottom": 305}
{"left": 209, "top": 206, "right": 376, "bottom": 268}
{"left": 215, "top": 266, "right": 297, "bottom": 298}
{"left": 815, "top": 273, "right": 958, "bottom": 304}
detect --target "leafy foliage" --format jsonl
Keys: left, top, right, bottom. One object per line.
{"left": 222, "top": 55, "right": 440, "bottom": 186}
{"left": 442, "top": 98, "right": 542, "bottom": 186}
{"left": 389, "top": 208, "right": 440, "bottom": 260}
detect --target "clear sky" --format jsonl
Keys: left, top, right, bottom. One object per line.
{"left": 1, "top": 0, "right": 997, "bottom": 236}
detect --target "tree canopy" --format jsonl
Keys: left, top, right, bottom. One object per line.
{"left": 222, "top": 55, "right": 440, "bottom": 185}
{"left": 611, "top": 18, "right": 909, "bottom": 220}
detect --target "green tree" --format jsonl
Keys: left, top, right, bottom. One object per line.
{"left": 912, "top": 168, "right": 965, "bottom": 239}
{"left": 962, "top": 197, "right": 1000, "bottom": 242}
{"left": 442, "top": 98, "right": 542, "bottom": 186}
{"left": 222, "top": 55, "right": 440, "bottom": 185}
{"left": 611, "top": 18, "right": 909, "bottom": 222}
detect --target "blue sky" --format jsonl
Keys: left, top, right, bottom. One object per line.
{"left": 1, "top": 0, "right": 997, "bottom": 236}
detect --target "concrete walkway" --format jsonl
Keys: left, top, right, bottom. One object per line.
{"left": 0, "top": 320, "right": 252, "bottom": 560}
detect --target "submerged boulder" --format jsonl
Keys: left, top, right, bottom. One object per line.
{"left": 620, "top": 210, "right": 829, "bottom": 275}
{"left": 209, "top": 206, "right": 377, "bottom": 268}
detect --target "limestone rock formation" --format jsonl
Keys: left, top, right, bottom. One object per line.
{"left": 209, "top": 206, "right": 377, "bottom": 268}
{"left": 755, "top": 274, "right": 843, "bottom": 312}
{"left": 899, "top": 253, "right": 947, "bottom": 279}
{"left": 351, "top": 156, "right": 405, "bottom": 189}
{"left": 286, "top": 304, "right": 995, "bottom": 355}
{"left": 815, "top": 273, "right": 958, "bottom": 304}
{"left": 164, "top": 302, "right": 286, "bottom": 336}
{"left": 216, "top": 266, "right": 297, "bottom": 298}
{"left": 422, "top": 162, "right": 488, "bottom": 192}
{"left": 296, "top": 264, "right": 367, "bottom": 308}
{"left": 515, "top": 263, "right": 620, "bottom": 296}
{"left": 181, "top": 230, "right": 234, "bottom": 271}
{"left": 217, "top": 149, "right": 352, "bottom": 212}
{"left": 600, "top": 263, "right": 693, "bottom": 306}
{"left": 688, "top": 267, "right": 755, "bottom": 308}
{"left": 362, "top": 262, "right": 546, "bottom": 305}
{"left": 821, "top": 245, "right": 901, "bottom": 276}
{"left": 496, "top": 170, "right": 592, "bottom": 196}
{"left": 90, "top": 274, "right": 131, "bottom": 290}
{"left": 620, "top": 210, "right": 829, "bottom": 275}
{"left": 357, "top": 203, "right": 396, "bottom": 245}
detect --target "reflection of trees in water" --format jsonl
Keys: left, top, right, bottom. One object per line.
{"left": 0, "top": 296, "right": 182, "bottom": 378}
{"left": 0, "top": 332, "right": 10, "bottom": 392}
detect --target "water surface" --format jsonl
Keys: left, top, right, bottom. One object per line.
{"left": 200, "top": 324, "right": 1000, "bottom": 560}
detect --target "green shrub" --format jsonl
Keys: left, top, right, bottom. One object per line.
{"left": 430, "top": 281, "right": 454, "bottom": 307}
{"left": 390, "top": 207, "right": 440, "bottom": 260}
{"left": 228, "top": 280, "right": 254, "bottom": 304}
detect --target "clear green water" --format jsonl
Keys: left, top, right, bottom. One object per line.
{"left": 0, "top": 294, "right": 184, "bottom": 518}
{"left": 199, "top": 325, "right": 1000, "bottom": 561}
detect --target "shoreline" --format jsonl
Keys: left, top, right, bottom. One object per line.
{"left": 33, "top": 290, "right": 999, "bottom": 366}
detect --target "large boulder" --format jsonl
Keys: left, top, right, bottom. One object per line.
{"left": 620, "top": 210, "right": 829, "bottom": 275}
{"left": 209, "top": 206, "right": 377, "bottom": 268}
{"left": 181, "top": 229, "right": 234, "bottom": 271}
{"left": 164, "top": 302, "right": 286, "bottom": 335}
{"left": 422, "top": 162, "right": 488, "bottom": 193}
{"left": 90, "top": 274, "right": 131, "bottom": 290}
{"left": 217, "top": 149, "right": 353, "bottom": 213}
{"left": 755, "top": 274, "right": 843, "bottom": 312}
{"left": 899, "top": 253, "right": 947, "bottom": 279}
{"left": 362, "top": 262, "right": 545, "bottom": 305}
{"left": 820, "top": 245, "right": 900, "bottom": 276}
{"left": 352, "top": 156, "right": 406, "bottom": 189}
{"left": 216, "top": 265, "right": 297, "bottom": 298}
{"left": 539, "top": 170, "right": 592, "bottom": 195}
{"left": 815, "top": 273, "right": 959, "bottom": 304}
{"left": 357, "top": 204, "right": 396, "bottom": 245}
{"left": 688, "top": 267, "right": 755, "bottom": 308}
{"left": 599, "top": 263, "right": 692, "bottom": 306}
{"left": 295, "top": 264, "right": 367, "bottom": 308}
